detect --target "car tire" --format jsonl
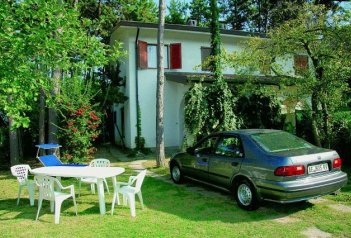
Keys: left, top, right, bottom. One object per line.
{"left": 234, "top": 179, "right": 260, "bottom": 211}
{"left": 170, "top": 163, "right": 184, "bottom": 184}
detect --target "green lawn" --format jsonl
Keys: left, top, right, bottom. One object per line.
{"left": 1, "top": 159, "right": 351, "bottom": 238}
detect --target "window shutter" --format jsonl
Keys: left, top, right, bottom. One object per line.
{"left": 138, "top": 40, "right": 148, "bottom": 69}
{"left": 170, "top": 43, "right": 182, "bottom": 69}
{"left": 294, "top": 55, "right": 308, "bottom": 70}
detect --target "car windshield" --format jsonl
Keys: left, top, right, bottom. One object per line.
{"left": 251, "top": 131, "right": 314, "bottom": 152}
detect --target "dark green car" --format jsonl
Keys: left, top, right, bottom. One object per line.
{"left": 169, "top": 129, "right": 347, "bottom": 210}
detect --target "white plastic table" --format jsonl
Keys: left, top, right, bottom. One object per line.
{"left": 31, "top": 166, "right": 125, "bottom": 215}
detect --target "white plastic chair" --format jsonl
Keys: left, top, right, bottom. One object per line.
{"left": 78, "top": 158, "right": 110, "bottom": 196}
{"left": 10, "top": 164, "right": 35, "bottom": 206}
{"left": 34, "top": 175, "right": 77, "bottom": 224}
{"left": 111, "top": 170, "right": 146, "bottom": 217}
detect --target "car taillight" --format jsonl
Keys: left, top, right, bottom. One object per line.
{"left": 333, "top": 158, "right": 342, "bottom": 169}
{"left": 274, "top": 165, "right": 305, "bottom": 176}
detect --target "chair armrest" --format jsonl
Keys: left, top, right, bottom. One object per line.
{"left": 115, "top": 181, "right": 130, "bottom": 186}
{"left": 128, "top": 176, "right": 137, "bottom": 185}
{"left": 61, "top": 184, "right": 75, "bottom": 195}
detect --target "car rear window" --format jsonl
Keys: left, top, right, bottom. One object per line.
{"left": 251, "top": 131, "right": 314, "bottom": 152}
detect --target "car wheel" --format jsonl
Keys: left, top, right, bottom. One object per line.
{"left": 234, "top": 179, "right": 260, "bottom": 211}
{"left": 170, "top": 163, "right": 184, "bottom": 184}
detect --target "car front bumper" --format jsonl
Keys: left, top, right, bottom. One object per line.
{"left": 255, "top": 171, "right": 348, "bottom": 203}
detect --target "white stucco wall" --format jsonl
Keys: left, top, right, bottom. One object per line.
{"left": 110, "top": 25, "right": 291, "bottom": 148}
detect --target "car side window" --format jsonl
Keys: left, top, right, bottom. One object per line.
{"left": 194, "top": 137, "right": 218, "bottom": 155}
{"left": 215, "top": 136, "right": 244, "bottom": 158}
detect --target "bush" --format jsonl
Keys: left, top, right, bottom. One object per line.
{"left": 58, "top": 103, "right": 101, "bottom": 164}
{"left": 330, "top": 111, "right": 351, "bottom": 164}
{"left": 236, "top": 92, "right": 284, "bottom": 129}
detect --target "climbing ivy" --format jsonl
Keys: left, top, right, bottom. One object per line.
{"left": 184, "top": 0, "right": 240, "bottom": 143}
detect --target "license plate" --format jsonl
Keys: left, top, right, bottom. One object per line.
{"left": 308, "top": 163, "right": 329, "bottom": 174}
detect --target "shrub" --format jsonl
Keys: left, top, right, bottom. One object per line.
{"left": 330, "top": 111, "right": 351, "bottom": 164}
{"left": 236, "top": 92, "right": 284, "bottom": 129}
{"left": 59, "top": 103, "right": 101, "bottom": 164}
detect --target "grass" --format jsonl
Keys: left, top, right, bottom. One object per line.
{"left": 1, "top": 146, "right": 351, "bottom": 238}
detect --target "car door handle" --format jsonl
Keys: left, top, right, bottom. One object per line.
{"left": 231, "top": 162, "right": 239, "bottom": 166}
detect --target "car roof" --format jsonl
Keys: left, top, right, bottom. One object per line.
{"left": 212, "top": 129, "right": 282, "bottom": 136}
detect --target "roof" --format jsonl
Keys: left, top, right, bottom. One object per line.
{"left": 113, "top": 21, "right": 266, "bottom": 38}
{"left": 165, "top": 72, "right": 281, "bottom": 86}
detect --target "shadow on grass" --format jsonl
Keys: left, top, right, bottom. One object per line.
{"left": 141, "top": 176, "right": 315, "bottom": 224}
{"left": 0, "top": 198, "right": 79, "bottom": 222}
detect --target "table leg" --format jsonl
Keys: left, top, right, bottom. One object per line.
{"left": 111, "top": 176, "right": 120, "bottom": 205}
{"left": 96, "top": 178, "right": 106, "bottom": 215}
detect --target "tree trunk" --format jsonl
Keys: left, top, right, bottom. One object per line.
{"left": 321, "top": 101, "right": 330, "bottom": 148}
{"left": 9, "top": 117, "right": 20, "bottom": 166}
{"left": 311, "top": 91, "right": 321, "bottom": 147}
{"left": 39, "top": 88, "right": 46, "bottom": 151}
{"left": 156, "top": 0, "right": 166, "bottom": 167}
{"left": 48, "top": 68, "right": 60, "bottom": 144}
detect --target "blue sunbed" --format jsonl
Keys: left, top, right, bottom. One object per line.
{"left": 36, "top": 144, "right": 86, "bottom": 167}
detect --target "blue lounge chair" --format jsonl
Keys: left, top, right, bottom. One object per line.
{"left": 36, "top": 144, "right": 86, "bottom": 167}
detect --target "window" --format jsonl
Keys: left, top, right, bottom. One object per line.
{"left": 201, "top": 47, "right": 211, "bottom": 71}
{"left": 294, "top": 55, "right": 309, "bottom": 75}
{"left": 215, "top": 136, "right": 244, "bottom": 158}
{"left": 194, "top": 136, "right": 218, "bottom": 155}
{"left": 251, "top": 131, "right": 314, "bottom": 153}
{"left": 147, "top": 44, "right": 169, "bottom": 68}
{"left": 138, "top": 41, "right": 182, "bottom": 69}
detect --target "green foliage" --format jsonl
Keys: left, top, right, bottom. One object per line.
{"left": 166, "top": 0, "right": 189, "bottom": 24}
{"left": 219, "top": 0, "right": 252, "bottom": 30}
{"left": 0, "top": 0, "right": 124, "bottom": 130}
{"left": 329, "top": 111, "right": 351, "bottom": 164}
{"left": 57, "top": 77, "right": 102, "bottom": 163}
{"left": 189, "top": 0, "right": 211, "bottom": 27}
{"left": 236, "top": 91, "right": 283, "bottom": 129}
{"left": 185, "top": 0, "right": 240, "bottom": 142}
{"left": 185, "top": 79, "right": 240, "bottom": 141}
{"left": 225, "top": 3, "right": 351, "bottom": 146}
{"left": 117, "top": 0, "right": 158, "bottom": 23}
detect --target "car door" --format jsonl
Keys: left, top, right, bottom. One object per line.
{"left": 208, "top": 135, "right": 245, "bottom": 187}
{"left": 189, "top": 136, "right": 219, "bottom": 180}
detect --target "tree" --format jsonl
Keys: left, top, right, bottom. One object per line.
{"left": 0, "top": 0, "right": 123, "bottom": 165}
{"left": 184, "top": 0, "right": 239, "bottom": 141}
{"left": 226, "top": 3, "right": 351, "bottom": 147}
{"left": 189, "top": 0, "right": 211, "bottom": 27}
{"left": 219, "top": 0, "right": 251, "bottom": 30}
{"left": 115, "top": 0, "right": 158, "bottom": 23}
{"left": 166, "top": 0, "right": 189, "bottom": 24}
{"left": 156, "top": 0, "right": 166, "bottom": 167}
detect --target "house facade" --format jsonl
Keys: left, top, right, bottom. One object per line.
{"left": 109, "top": 21, "right": 306, "bottom": 149}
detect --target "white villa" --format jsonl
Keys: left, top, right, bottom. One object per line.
{"left": 110, "top": 21, "right": 307, "bottom": 149}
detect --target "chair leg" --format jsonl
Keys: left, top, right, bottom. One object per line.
{"left": 123, "top": 194, "right": 127, "bottom": 206}
{"left": 103, "top": 179, "right": 110, "bottom": 195}
{"left": 91, "top": 184, "right": 95, "bottom": 194}
{"left": 17, "top": 186, "right": 23, "bottom": 206}
{"left": 50, "top": 201, "right": 54, "bottom": 212}
{"left": 54, "top": 199, "right": 63, "bottom": 224}
{"left": 111, "top": 192, "right": 117, "bottom": 215}
{"left": 137, "top": 191, "right": 144, "bottom": 209}
{"left": 127, "top": 194, "right": 136, "bottom": 217}
{"left": 28, "top": 184, "right": 35, "bottom": 206}
{"left": 72, "top": 194, "right": 78, "bottom": 216}
{"left": 36, "top": 197, "right": 43, "bottom": 221}
{"left": 78, "top": 179, "right": 82, "bottom": 197}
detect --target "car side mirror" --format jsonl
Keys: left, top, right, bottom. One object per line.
{"left": 186, "top": 147, "right": 195, "bottom": 155}
{"left": 235, "top": 150, "right": 243, "bottom": 158}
